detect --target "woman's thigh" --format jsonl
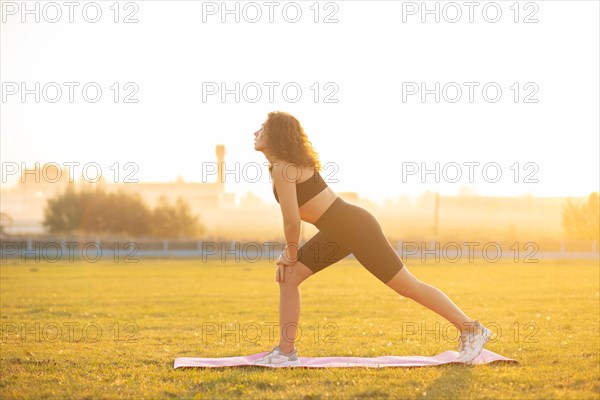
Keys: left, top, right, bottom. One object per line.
{"left": 343, "top": 205, "right": 406, "bottom": 284}
{"left": 296, "top": 230, "right": 352, "bottom": 275}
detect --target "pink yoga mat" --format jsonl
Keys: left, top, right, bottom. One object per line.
{"left": 174, "top": 349, "right": 519, "bottom": 369}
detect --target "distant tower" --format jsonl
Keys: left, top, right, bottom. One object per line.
{"left": 216, "top": 144, "right": 225, "bottom": 192}
{"left": 433, "top": 191, "right": 440, "bottom": 237}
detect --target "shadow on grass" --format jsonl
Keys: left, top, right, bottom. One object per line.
{"left": 177, "top": 367, "right": 286, "bottom": 398}
{"left": 423, "top": 363, "right": 475, "bottom": 397}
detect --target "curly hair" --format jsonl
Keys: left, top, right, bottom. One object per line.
{"left": 264, "top": 111, "right": 321, "bottom": 173}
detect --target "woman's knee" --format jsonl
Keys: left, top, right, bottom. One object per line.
{"left": 278, "top": 261, "right": 314, "bottom": 287}
{"left": 385, "top": 266, "right": 422, "bottom": 297}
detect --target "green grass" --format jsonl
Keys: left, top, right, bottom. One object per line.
{"left": 1, "top": 258, "right": 598, "bottom": 399}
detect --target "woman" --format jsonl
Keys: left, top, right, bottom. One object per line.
{"left": 252, "top": 111, "right": 491, "bottom": 366}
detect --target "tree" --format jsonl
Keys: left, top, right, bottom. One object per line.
{"left": 152, "top": 196, "right": 203, "bottom": 238}
{"left": 43, "top": 186, "right": 203, "bottom": 238}
{"left": 43, "top": 185, "right": 105, "bottom": 234}
{"left": 100, "top": 190, "right": 153, "bottom": 236}
{"left": 562, "top": 192, "right": 599, "bottom": 241}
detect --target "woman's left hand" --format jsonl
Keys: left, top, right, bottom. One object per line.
{"left": 275, "top": 251, "right": 296, "bottom": 282}
{"left": 277, "top": 251, "right": 297, "bottom": 267}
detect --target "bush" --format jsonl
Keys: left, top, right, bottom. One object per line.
{"left": 562, "top": 192, "right": 599, "bottom": 241}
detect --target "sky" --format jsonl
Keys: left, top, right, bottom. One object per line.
{"left": 1, "top": 0, "right": 599, "bottom": 205}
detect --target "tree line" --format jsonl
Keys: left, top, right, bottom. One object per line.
{"left": 43, "top": 186, "right": 204, "bottom": 238}
{"left": 32, "top": 188, "right": 600, "bottom": 241}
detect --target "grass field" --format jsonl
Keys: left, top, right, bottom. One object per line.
{"left": 1, "top": 258, "right": 598, "bottom": 399}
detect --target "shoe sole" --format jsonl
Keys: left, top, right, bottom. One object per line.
{"left": 277, "top": 359, "right": 301, "bottom": 367}
{"left": 254, "top": 359, "right": 301, "bottom": 367}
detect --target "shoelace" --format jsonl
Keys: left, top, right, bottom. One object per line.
{"left": 458, "top": 321, "right": 482, "bottom": 351}
{"left": 259, "top": 347, "right": 295, "bottom": 363}
{"left": 264, "top": 348, "right": 281, "bottom": 361}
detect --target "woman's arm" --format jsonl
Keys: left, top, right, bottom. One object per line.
{"left": 272, "top": 162, "right": 301, "bottom": 261}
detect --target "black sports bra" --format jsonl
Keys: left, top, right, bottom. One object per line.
{"left": 270, "top": 166, "right": 328, "bottom": 207}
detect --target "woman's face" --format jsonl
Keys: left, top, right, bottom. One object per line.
{"left": 253, "top": 122, "right": 268, "bottom": 152}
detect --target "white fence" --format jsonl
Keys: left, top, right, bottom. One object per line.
{"left": 1, "top": 235, "right": 598, "bottom": 263}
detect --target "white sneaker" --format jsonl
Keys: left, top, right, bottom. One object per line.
{"left": 253, "top": 346, "right": 301, "bottom": 367}
{"left": 456, "top": 320, "right": 492, "bottom": 364}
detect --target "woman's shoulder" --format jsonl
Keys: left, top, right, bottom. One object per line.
{"left": 269, "top": 160, "right": 302, "bottom": 176}
{"left": 270, "top": 160, "right": 317, "bottom": 183}
{"left": 270, "top": 159, "right": 297, "bottom": 168}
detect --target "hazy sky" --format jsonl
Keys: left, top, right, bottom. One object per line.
{"left": 2, "top": 1, "right": 599, "bottom": 204}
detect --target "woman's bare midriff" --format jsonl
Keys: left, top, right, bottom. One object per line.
{"left": 299, "top": 187, "right": 338, "bottom": 224}
{"left": 293, "top": 167, "right": 338, "bottom": 224}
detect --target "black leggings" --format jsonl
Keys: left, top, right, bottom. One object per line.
{"left": 297, "top": 197, "right": 405, "bottom": 284}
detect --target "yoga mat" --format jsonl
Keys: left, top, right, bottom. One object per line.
{"left": 174, "top": 349, "right": 519, "bottom": 369}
